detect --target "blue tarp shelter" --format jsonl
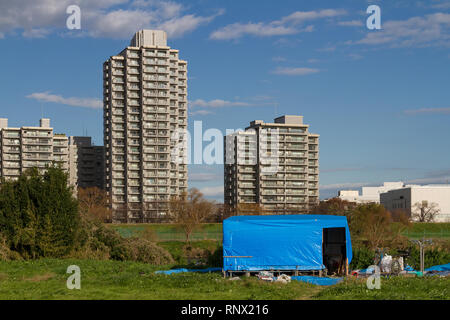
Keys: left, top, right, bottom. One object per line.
{"left": 425, "top": 263, "right": 450, "bottom": 272}
{"left": 223, "top": 215, "right": 352, "bottom": 272}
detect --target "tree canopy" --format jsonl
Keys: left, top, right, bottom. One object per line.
{"left": 0, "top": 167, "right": 79, "bottom": 258}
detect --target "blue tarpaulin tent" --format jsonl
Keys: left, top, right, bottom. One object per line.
{"left": 223, "top": 215, "right": 352, "bottom": 272}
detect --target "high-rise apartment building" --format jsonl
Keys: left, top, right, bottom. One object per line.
{"left": 68, "top": 136, "right": 105, "bottom": 190}
{"left": 0, "top": 118, "right": 69, "bottom": 181}
{"left": 103, "top": 30, "right": 188, "bottom": 223}
{"left": 224, "top": 115, "right": 319, "bottom": 214}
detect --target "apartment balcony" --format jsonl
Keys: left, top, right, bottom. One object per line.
{"left": 22, "top": 131, "right": 51, "bottom": 138}
{"left": 112, "top": 85, "right": 124, "bottom": 91}
{"left": 238, "top": 167, "right": 256, "bottom": 174}
{"left": 2, "top": 139, "right": 20, "bottom": 146}
{"left": 238, "top": 183, "right": 256, "bottom": 189}
{"left": 286, "top": 190, "right": 306, "bottom": 195}
{"left": 24, "top": 147, "right": 52, "bottom": 153}
{"left": 261, "top": 198, "right": 285, "bottom": 204}
{"left": 143, "top": 51, "right": 157, "bottom": 57}
{"left": 112, "top": 117, "right": 124, "bottom": 124}
{"left": 284, "top": 159, "right": 306, "bottom": 165}
{"left": 285, "top": 166, "right": 306, "bottom": 173}
{"left": 285, "top": 144, "right": 307, "bottom": 151}
{"left": 286, "top": 197, "right": 306, "bottom": 203}
{"left": 238, "top": 174, "right": 256, "bottom": 181}
{"left": 285, "top": 151, "right": 306, "bottom": 158}
{"left": 285, "top": 137, "right": 306, "bottom": 143}
{"left": 3, "top": 162, "right": 21, "bottom": 169}
{"left": 143, "top": 58, "right": 157, "bottom": 65}
{"left": 3, "top": 169, "right": 20, "bottom": 176}
{"left": 112, "top": 94, "right": 125, "bottom": 100}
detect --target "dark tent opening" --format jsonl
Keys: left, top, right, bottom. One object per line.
{"left": 322, "top": 227, "right": 347, "bottom": 275}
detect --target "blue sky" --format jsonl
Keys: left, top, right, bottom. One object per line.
{"left": 0, "top": 0, "right": 449, "bottom": 201}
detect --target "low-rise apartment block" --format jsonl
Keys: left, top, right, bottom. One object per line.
{"left": 0, "top": 118, "right": 69, "bottom": 181}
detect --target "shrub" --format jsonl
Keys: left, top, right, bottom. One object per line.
{"left": 68, "top": 214, "right": 174, "bottom": 264}
{"left": 406, "top": 245, "right": 450, "bottom": 270}
{"left": 350, "top": 246, "right": 375, "bottom": 270}
{"left": 125, "top": 238, "right": 174, "bottom": 265}
{"left": 207, "top": 246, "right": 223, "bottom": 267}
{"left": 141, "top": 227, "right": 158, "bottom": 242}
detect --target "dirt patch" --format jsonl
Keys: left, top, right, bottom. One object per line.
{"left": 25, "top": 273, "right": 56, "bottom": 282}
{"left": 0, "top": 273, "right": 8, "bottom": 281}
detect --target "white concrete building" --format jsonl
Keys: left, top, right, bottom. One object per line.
{"left": 380, "top": 185, "right": 450, "bottom": 222}
{"left": 224, "top": 115, "right": 319, "bottom": 214}
{"left": 0, "top": 118, "right": 69, "bottom": 181}
{"left": 338, "top": 182, "right": 405, "bottom": 203}
{"left": 103, "top": 30, "right": 188, "bottom": 223}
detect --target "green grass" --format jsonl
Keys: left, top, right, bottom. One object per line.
{"left": 315, "top": 276, "right": 450, "bottom": 300}
{"left": 402, "top": 223, "right": 450, "bottom": 239}
{"left": 110, "top": 222, "right": 450, "bottom": 242}
{"left": 0, "top": 259, "right": 448, "bottom": 300}
{"left": 111, "top": 223, "right": 222, "bottom": 241}
{"left": 0, "top": 259, "right": 317, "bottom": 300}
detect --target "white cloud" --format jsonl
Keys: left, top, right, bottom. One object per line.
{"left": 272, "top": 67, "right": 320, "bottom": 76}
{"left": 273, "top": 9, "right": 346, "bottom": 25}
{"left": 430, "top": 1, "right": 450, "bottom": 9}
{"left": 210, "top": 9, "right": 345, "bottom": 40}
{"left": 210, "top": 22, "right": 297, "bottom": 40}
{"left": 404, "top": 107, "right": 450, "bottom": 115}
{"left": 189, "top": 173, "right": 221, "bottom": 182}
{"left": 200, "top": 185, "right": 224, "bottom": 197}
{"left": 26, "top": 92, "right": 102, "bottom": 109}
{"left": 189, "top": 109, "right": 214, "bottom": 116}
{"left": 351, "top": 13, "right": 450, "bottom": 47}
{"left": 319, "top": 182, "right": 372, "bottom": 190}
{"left": 338, "top": 20, "right": 363, "bottom": 27}
{"left": 0, "top": 0, "right": 221, "bottom": 39}
{"left": 189, "top": 99, "right": 253, "bottom": 108}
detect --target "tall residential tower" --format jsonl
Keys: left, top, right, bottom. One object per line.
{"left": 224, "top": 115, "right": 319, "bottom": 214}
{"left": 103, "top": 30, "right": 188, "bottom": 223}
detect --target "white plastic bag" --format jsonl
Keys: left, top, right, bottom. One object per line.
{"left": 275, "top": 274, "right": 291, "bottom": 283}
{"left": 380, "top": 254, "right": 392, "bottom": 273}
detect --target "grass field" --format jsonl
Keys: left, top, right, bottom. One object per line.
{"left": 110, "top": 222, "right": 450, "bottom": 242}
{"left": 0, "top": 259, "right": 448, "bottom": 300}
{"left": 402, "top": 222, "right": 450, "bottom": 239}
{"left": 111, "top": 223, "right": 222, "bottom": 241}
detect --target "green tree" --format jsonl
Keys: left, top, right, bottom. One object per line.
{"left": 0, "top": 167, "right": 79, "bottom": 258}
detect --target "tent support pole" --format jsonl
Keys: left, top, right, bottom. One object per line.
{"left": 345, "top": 258, "right": 349, "bottom": 276}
